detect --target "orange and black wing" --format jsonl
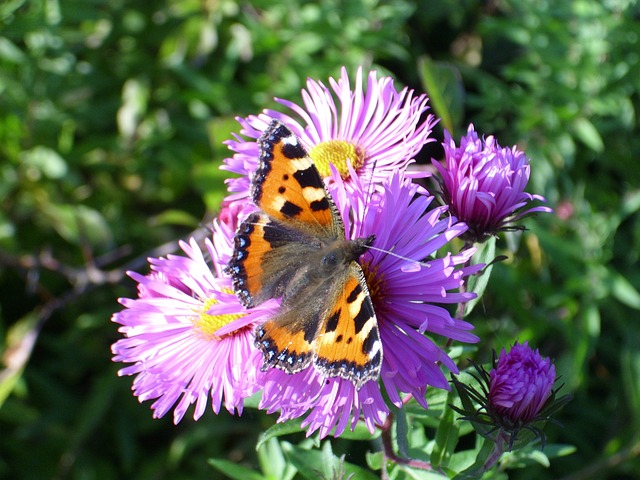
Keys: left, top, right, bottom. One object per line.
{"left": 226, "top": 211, "right": 320, "bottom": 308}
{"left": 252, "top": 120, "right": 343, "bottom": 238}
{"left": 314, "top": 262, "right": 382, "bottom": 389}
{"left": 255, "top": 261, "right": 382, "bottom": 390}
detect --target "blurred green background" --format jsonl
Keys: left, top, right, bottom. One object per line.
{"left": 1, "top": 0, "right": 639, "bottom": 478}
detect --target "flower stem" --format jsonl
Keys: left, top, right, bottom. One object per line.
{"left": 379, "top": 411, "right": 438, "bottom": 477}
{"left": 482, "top": 430, "right": 508, "bottom": 472}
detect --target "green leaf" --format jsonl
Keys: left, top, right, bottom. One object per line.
{"left": 334, "top": 421, "right": 381, "bottom": 440}
{"left": 619, "top": 189, "right": 640, "bottom": 220}
{"left": 256, "top": 420, "right": 305, "bottom": 450}
{"left": 0, "top": 36, "right": 25, "bottom": 63}
{"left": 537, "top": 443, "right": 576, "bottom": 459}
{"left": 257, "top": 437, "right": 297, "bottom": 480}
{"left": 464, "top": 237, "right": 497, "bottom": 316}
{"left": 450, "top": 374, "right": 476, "bottom": 418}
{"left": 39, "top": 203, "right": 112, "bottom": 246}
{"left": 208, "top": 459, "right": 264, "bottom": 480}
{"left": 282, "top": 441, "right": 379, "bottom": 480}
{"left": 0, "top": 0, "right": 25, "bottom": 20}
{"left": 366, "top": 450, "right": 384, "bottom": 471}
{"left": 406, "top": 390, "right": 447, "bottom": 427}
{"left": 417, "top": 55, "right": 465, "bottom": 134}
{"left": 431, "top": 390, "right": 459, "bottom": 469}
{"left": 608, "top": 270, "right": 640, "bottom": 309}
{"left": 501, "top": 446, "right": 550, "bottom": 469}
{"left": 150, "top": 209, "right": 200, "bottom": 228}
{"left": 399, "top": 467, "right": 451, "bottom": 479}
{"left": 74, "top": 205, "right": 113, "bottom": 246}
{"left": 621, "top": 341, "right": 640, "bottom": 432}
{"left": 452, "top": 438, "right": 496, "bottom": 479}
{"left": 572, "top": 117, "right": 604, "bottom": 152}
{"left": 283, "top": 442, "right": 331, "bottom": 480}
{"left": 523, "top": 449, "right": 550, "bottom": 467}
{"left": 20, "top": 145, "right": 68, "bottom": 179}
{"left": 117, "top": 77, "right": 150, "bottom": 139}
{"left": 0, "top": 312, "right": 40, "bottom": 408}
{"left": 192, "top": 161, "right": 230, "bottom": 212}
{"left": 242, "top": 391, "right": 262, "bottom": 409}
{"left": 448, "top": 447, "right": 483, "bottom": 477}
{"left": 396, "top": 405, "right": 410, "bottom": 458}
{"left": 257, "top": 412, "right": 378, "bottom": 448}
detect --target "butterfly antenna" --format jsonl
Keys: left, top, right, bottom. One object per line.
{"left": 361, "top": 155, "right": 377, "bottom": 229}
{"left": 364, "top": 244, "right": 430, "bottom": 272}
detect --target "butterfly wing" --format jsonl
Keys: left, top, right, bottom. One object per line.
{"left": 227, "top": 211, "right": 321, "bottom": 308}
{"left": 254, "top": 283, "right": 331, "bottom": 375}
{"left": 227, "top": 119, "right": 344, "bottom": 307}
{"left": 314, "top": 262, "right": 382, "bottom": 389}
{"left": 227, "top": 119, "right": 383, "bottom": 389}
{"left": 252, "top": 120, "right": 343, "bottom": 238}
{"left": 256, "top": 261, "right": 382, "bottom": 389}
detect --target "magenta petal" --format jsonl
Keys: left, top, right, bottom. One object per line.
{"left": 112, "top": 236, "right": 276, "bottom": 423}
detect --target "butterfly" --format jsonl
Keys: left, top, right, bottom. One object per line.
{"left": 225, "top": 119, "right": 382, "bottom": 390}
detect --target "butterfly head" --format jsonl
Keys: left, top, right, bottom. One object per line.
{"left": 320, "top": 234, "right": 375, "bottom": 269}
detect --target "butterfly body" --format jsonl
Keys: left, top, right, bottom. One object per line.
{"left": 226, "top": 120, "right": 381, "bottom": 389}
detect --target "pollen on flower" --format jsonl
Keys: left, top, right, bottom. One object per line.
{"left": 194, "top": 296, "right": 245, "bottom": 340}
{"left": 309, "top": 140, "right": 364, "bottom": 178}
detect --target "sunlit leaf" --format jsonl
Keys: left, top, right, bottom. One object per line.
{"left": 464, "top": 237, "right": 497, "bottom": 316}
{"left": 256, "top": 420, "right": 305, "bottom": 450}
{"left": 0, "top": 312, "right": 40, "bottom": 408}
{"left": 208, "top": 459, "right": 264, "bottom": 480}
{"left": 418, "top": 55, "right": 465, "bottom": 134}
{"left": 20, "top": 146, "right": 67, "bottom": 179}
{"left": 572, "top": 117, "right": 604, "bottom": 153}
{"left": 257, "top": 437, "right": 296, "bottom": 480}
{"left": 282, "top": 441, "right": 379, "bottom": 480}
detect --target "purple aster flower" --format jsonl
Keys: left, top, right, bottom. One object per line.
{"left": 451, "top": 341, "right": 569, "bottom": 456}
{"left": 111, "top": 235, "right": 279, "bottom": 423}
{"left": 489, "top": 341, "right": 556, "bottom": 425}
{"left": 433, "top": 125, "right": 552, "bottom": 243}
{"left": 255, "top": 169, "right": 481, "bottom": 438}
{"left": 222, "top": 66, "right": 435, "bottom": 214}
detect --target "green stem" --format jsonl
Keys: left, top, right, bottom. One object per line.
{"left": 379, "top": 411, "right": 439, "bottom": 477}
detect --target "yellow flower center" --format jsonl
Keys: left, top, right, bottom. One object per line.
{"left": 309, "top": 140, "right": 364, "bottom": 178}
{"left": 194, "top": 294, "right": 245, "bottom": 340}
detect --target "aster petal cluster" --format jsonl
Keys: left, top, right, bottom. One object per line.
{"left": 222, "top": 66, "right": 435, "bottom": 221}
{"left": 111, "top": 237, "right": 278, "bottom": 423}
{"left": 433, "top": 124, "right": 552, "bottom": 242}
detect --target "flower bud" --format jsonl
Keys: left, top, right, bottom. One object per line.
{"left": 489, "top": 341, "right": 555, "bottom": 425}
{"left": 433, "top": 125, "right": 552, "bottom": 243}
{"left": 452, "top": 341, "right": 571, "bottom": 452}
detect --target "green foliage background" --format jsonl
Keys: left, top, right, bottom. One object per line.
{"left": 1, "top": 0, "right": 639, "bottom": 478}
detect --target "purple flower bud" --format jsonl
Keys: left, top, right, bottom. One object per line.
{"left": 489, "top": 341, "right": 556, "bottom": 425}
{"left": 433, "top": 125, "right": 552, "bottom": 242}
{"left": 451, "top": 341, "right": 570, "bottom": 454}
